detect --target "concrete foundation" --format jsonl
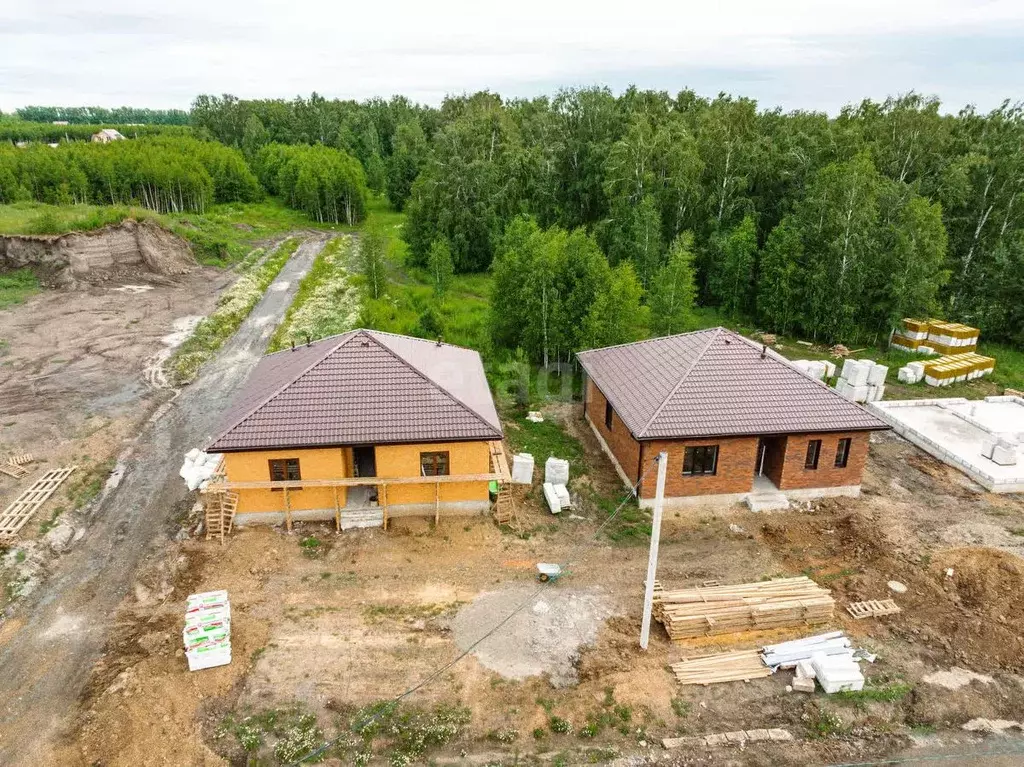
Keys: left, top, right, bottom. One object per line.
{"left": 638, "top": 484, "right": 861, "bottom": 510}
{"left": 233, "top": 500, "right": 490, "bottom": 527}
{"left": 869, "top": 396, "right": 1024, "bottom": 493}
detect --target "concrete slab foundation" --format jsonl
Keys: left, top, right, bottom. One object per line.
{"left": 869, "top": 396, "right": 1024, "bottom": 493}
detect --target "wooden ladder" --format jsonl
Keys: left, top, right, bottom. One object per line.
{"left": 205, "top": 491, "right": 239, "bottom": 544}
{"left": 494, "top": 482, "right": 518, "bottom": 528}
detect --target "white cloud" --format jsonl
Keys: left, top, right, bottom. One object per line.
{"left": 1, "top": 0, "right": 1022, "bottom": 111}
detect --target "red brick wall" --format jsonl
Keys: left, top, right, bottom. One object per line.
{"left": 776, "top": 432, "right": 871, "bottom": 490}
{"left": 584, "top": 378, "right": 642, "bottom": 483}
{"left": 639, "top": 437, "right": 759, "bottom": 499}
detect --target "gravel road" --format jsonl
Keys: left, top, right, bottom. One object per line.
{"left": 0, "top": 235, "right": 328, "bottom": 765}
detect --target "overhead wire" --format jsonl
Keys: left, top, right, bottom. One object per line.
{"left": 289, "top": 453, "right": 662, "bottom": 765}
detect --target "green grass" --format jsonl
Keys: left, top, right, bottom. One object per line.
{"left": 835, "top": 681, "right": 912, "bottom": 705}
{"left": 169, "top": 238, "right": 300, "bottom": 384}
{"left": 504, "top": 414, "right": 586, "bottom": 469}
{"left": 0, "top": 268, "right": 40, "bottom": 309}
{"left": 0, "top": 201, "right": 141, "bottom": 235}
{"left": 268, "top": 236, "right": 359, "bottom": 351}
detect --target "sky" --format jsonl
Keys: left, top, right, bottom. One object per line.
{"left": 2, "top": 0, "right": 1023, "bottom": 114}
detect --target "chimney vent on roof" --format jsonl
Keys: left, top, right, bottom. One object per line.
{"left": 361, "top": 339, "right": 370, "bottom": 347}
{"left": 761, "top": 344, "right": 767, "bottom": 359}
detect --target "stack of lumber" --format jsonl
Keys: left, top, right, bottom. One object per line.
{"left": 653, "top": 577, "right": 835, "bottom": 641}
{"left": 670, "top": 649, "right": 772, "bottom": 686}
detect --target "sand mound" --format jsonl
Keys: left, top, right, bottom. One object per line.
{"left": 0, "top": 218, "right": 196, "bottom": 285}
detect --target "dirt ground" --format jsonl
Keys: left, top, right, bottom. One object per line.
{"left": 42, "top": 403, "right": 1024, "bottom": 766}
{"left": 0, "top": 235, "right": 327, "bottom": 765}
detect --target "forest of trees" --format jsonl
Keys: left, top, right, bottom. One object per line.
{"left": 3, "top": 89, "right": 1022, "bottom": 350}
{"left": 252, "top": 143, "right": 368, "bottom": 224}
{"left": 11, "top": 106, "right": 189, "bottom": 125}
{"left": 0, "top": 136, "right": 261, "bottom": 213}
{"left": 0, "top": 119, "right": 190, "bottom": 144}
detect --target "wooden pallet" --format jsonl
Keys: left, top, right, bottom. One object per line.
{"left": 0, "top": 463, "right": 29, "bottom": 479}
{"left": 670, "top": 649, "right": 773, "bottom": 686}
{"left": 0, "top": 466, "right": 77, "bottom": 540}
{"left": 6, "top": 453, "right": 35, "bottom": 466}
{"left": 846, "top": 599, "right": 901, "bottom": 620}
{"left": 204, "top": 491, "right": 239, "bottom": 544}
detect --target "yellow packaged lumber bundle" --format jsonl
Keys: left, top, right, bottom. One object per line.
{"left": 670, "top": 649, "right": 772, "bottom": 686}
{"left": 893, "top": 318, "right": 980, "bottom": 355}
{"left": 923, "top": 352, "right": 995, "bottom": 387}
{"left": 653, "top": 576, "right": 835, "bottom": 641}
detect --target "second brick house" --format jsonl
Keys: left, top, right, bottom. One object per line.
{"left": 576, "top": 328, "right": 889, "bottom": 510}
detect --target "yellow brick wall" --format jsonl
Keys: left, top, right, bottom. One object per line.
{"left": 222, "top": 440, "right": 491, "bottom": 513}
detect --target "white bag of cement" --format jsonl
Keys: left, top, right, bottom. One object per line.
{"left": 542, "top": 482, "right": 562, "bottom": 515}
{"left": 867, "top": 364, "right": 888, "bottom": 386}
{"left": 511, "top": 453, "right": 534, "bottom": 484}
{"left": 185, "top": 448, "right": 201, "bottom": 463}
{"left": 544, "top": 457, "right": 569, "bottom": 486}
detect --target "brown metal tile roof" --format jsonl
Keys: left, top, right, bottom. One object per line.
{"left": 208, "top": 330, "right": 502, "bottom": 452}
{"left": 576, "top": 328, "right": 889, "bottom": 440}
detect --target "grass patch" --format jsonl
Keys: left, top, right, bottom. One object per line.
{"left": 0, "top": 268, "right": 41, "bottom": 309}
{"left": 64, "top": 458, "right": 115, "bottom": 509}
{"left": 350, "top": 700, "right": 471, "bottom": 765}
{"left": 169, "top": 237, "right": 300, "bottom": 384}
{"left": 504, "top": 415, "right": 585, "bottom": 469}
{"left": 807, "top": 708, "right": 845, "bottom": 739}
{"left": 835, "top": 681, "right": 912, "bottom": 705}
{"left": 268, "top": 236, "right": 359, "bottom": 351}
{"left": 0, "top": 201, "right": 141, "bottom": 235}
{"left": 217, "top": 704, "right": 323, "bottom": 763}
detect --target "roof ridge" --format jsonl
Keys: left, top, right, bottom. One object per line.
{"left": 638, "top": 327, "right": 723, "bottom": 438}
{"left": 206, "top": 331, "right": 358, "bottom": 448}
{"left": 364, "top": 328, "right": 476, "bottom": 352}
{"left": 361, "top": 333, "right": 501, "bottom": 436}
{"left": 578, "top": 327, "right": 723, "bottom": 358}
{"left": 260, "top": 329, "right": 357, "bottom": 359}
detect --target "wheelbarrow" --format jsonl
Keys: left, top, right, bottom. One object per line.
{"left": 536, "top": 562, "right": 567, "bottom": 583}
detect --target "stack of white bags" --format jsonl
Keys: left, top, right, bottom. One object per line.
{"left": 834, "top": 359, "right": 888, "bottom": 404}
{"left": 184, "top": 590, "right": 231, "bottom": 671}
{"left": 897, "top": 361, "right": 926, "bottom": 384}
{"left": 179, "top": 449, "right": 223, "bottom": 491}
{"left": 543, "top": 457, "right": 571, "bottom": 514}
{"left": 511, "top": 453, "right": 535, "bottom": 484}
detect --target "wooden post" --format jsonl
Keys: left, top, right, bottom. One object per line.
{"left": 381, "top": 483, "right": 389, "bottom": 531}
{"left": 640, "top": 452, "right": 668, "bottom": 650}
{"left": 333, "top": 486, "right": 340, "bottom": 533}
{"left": 284, "top": 486, "right": 292, "bottom": 532}
{"left": 434, "top": 481, "right": 440, "bottom": 526}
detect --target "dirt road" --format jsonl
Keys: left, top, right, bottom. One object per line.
{"left": 0, "top": 235, "right": 328, "bottom": 765}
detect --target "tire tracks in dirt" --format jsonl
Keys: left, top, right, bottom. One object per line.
{"left": 0, "top": 234, "right": 332, "bottom": 766}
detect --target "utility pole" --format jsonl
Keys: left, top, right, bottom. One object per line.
{"left": 640, "top": 452, "right": 668, "bottom": 649}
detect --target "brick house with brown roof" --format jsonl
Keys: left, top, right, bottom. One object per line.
{"left": 576, "top": 328, "right": 889, "bottom": 510}
{"left": 205, "top": 329, "right": 505, "bottom": 529}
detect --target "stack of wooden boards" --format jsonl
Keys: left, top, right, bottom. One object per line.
{"left": 670, "top": 649, "right": 772, "bottom": 685}
{"left": 653, "top": 576, "right": 835, "bottom": 641}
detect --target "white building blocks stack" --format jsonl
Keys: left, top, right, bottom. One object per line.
{"left": 835, "top": 360, "right": 887, "bottom": 403}
{"left": 511, "top": 453, "right": 535, "bottom": 484}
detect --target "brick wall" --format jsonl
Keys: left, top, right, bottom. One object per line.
{"left": 584, "top": 378, "right": 642, "bottom": 483}
{"left": 639, "top": 437, "right": 759, "bottom": 499}
{"left": 776, "top": 431, "right": 871, "bottom": 490}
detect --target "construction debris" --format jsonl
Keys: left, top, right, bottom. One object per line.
{"left": 0, "top": 464, "right": 29, "bottom": 479}
{"left": 511, "top": 453, "right": 534, "bottom": 484}
{"left": 846, "top": 599, "right": 901, "bottom": 619}
{"left": 662, "top": 728, "right": 793, "bottom": 749}
{"left": 184, "top": 590, "right": 231, "bottom": 671}
{"left": 670, "top": 649, "right": 773, "bottom": 685}
{"left": 761, "top": 631, "right": 867, "bottom": 693}
{"left": 542, "top": 482, "right": 570, "bottom": 514}
{"left": 0, "top": 466, "right": 77, "bottom": 543}
{"left": 525, "top": 411, "right": 544, "bottom": 423}
{"left": 830, "top": 344, "right": 851, "bottom": 357}
{"left": 653, "top": 577, "right": 835, "bottom": 641}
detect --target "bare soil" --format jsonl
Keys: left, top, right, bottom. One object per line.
{"left": 0, "top": 236, "right": 327, "bottom": 765}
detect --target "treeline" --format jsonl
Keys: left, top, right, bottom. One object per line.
{"left": 12, "top": 106, "right": 190, "bottom": 125}
{"left": 253, "top": 144, "right": 367, "bottom": 225}
{"left": 191, "top": 93, "right": 433, "bottom": 211}
{"left": 396, "top": 90, "right": 1022, "bottom": 347}
{"left": 0, "top": 120, "right": 191, "bottom": 144}
{"left": 0, "top": 136, "right": 261, "bottom": 213}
